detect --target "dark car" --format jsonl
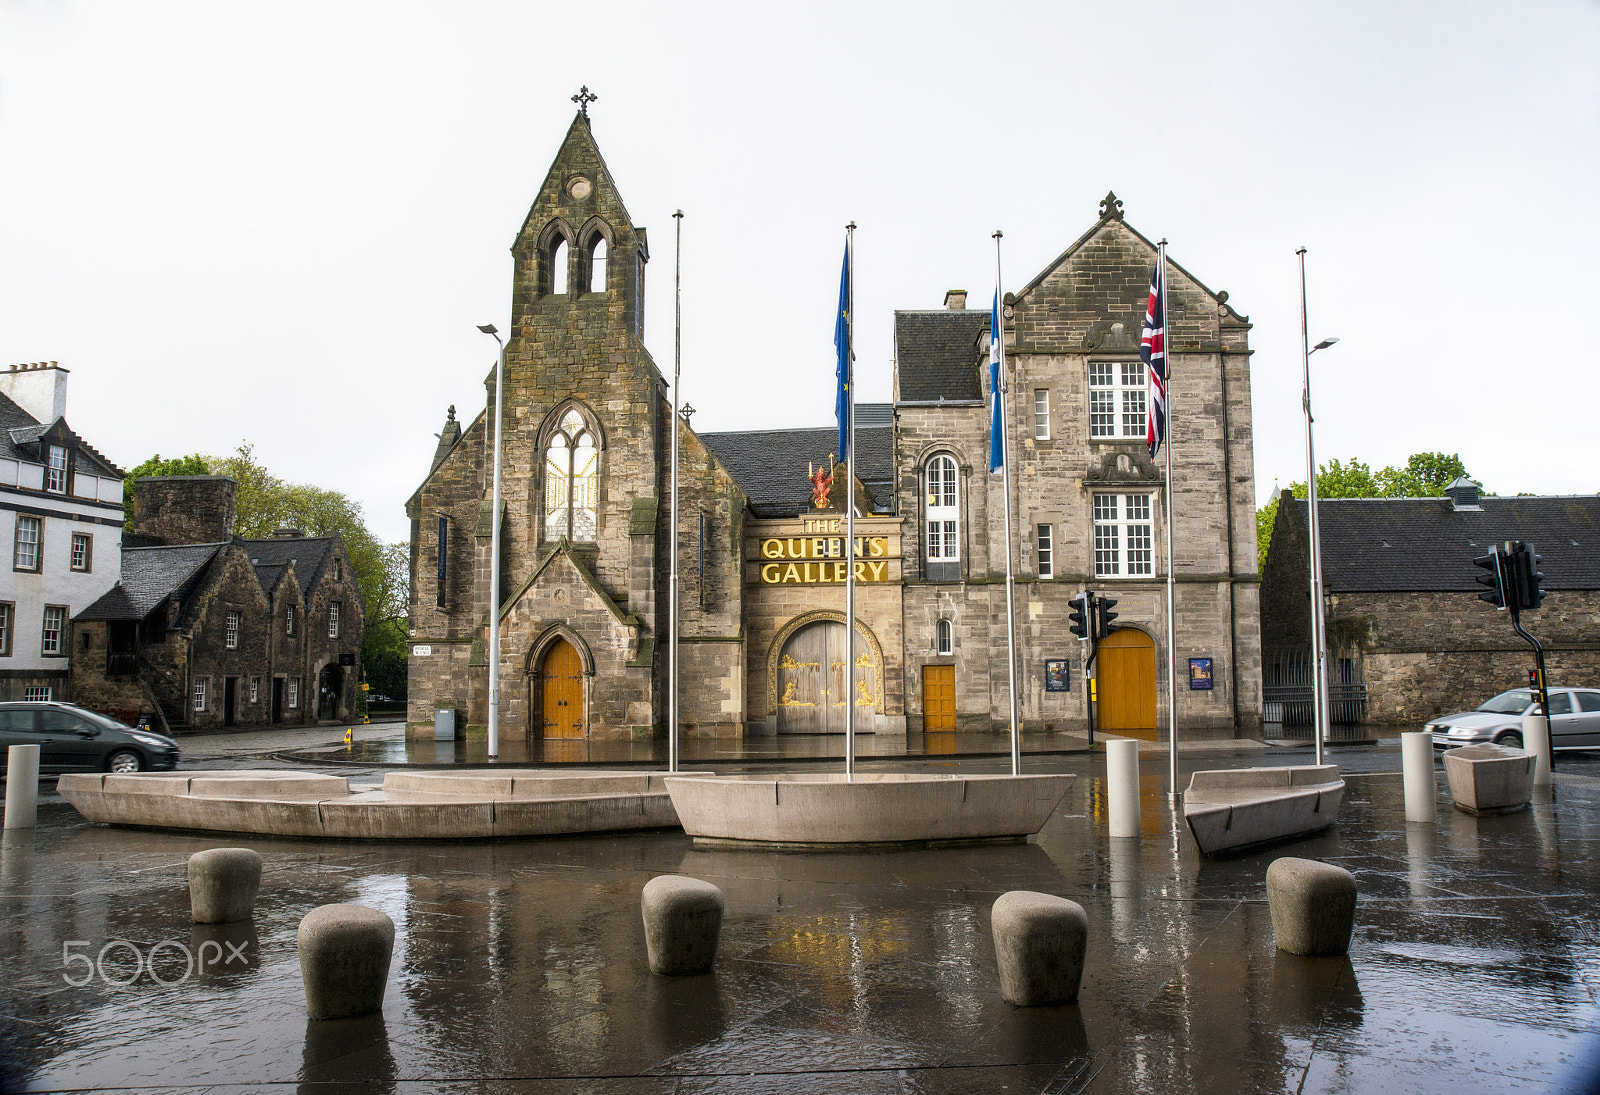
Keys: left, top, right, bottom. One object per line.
{"left": 1427, "top": 687, "right": 1600, "bottom": 751}
{"left": 0, "top": 702, "right": 180, "bottom": 774}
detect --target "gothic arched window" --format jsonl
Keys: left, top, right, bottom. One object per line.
{"left": 588, "top": 236, "right": 608, "bottom": 292}
{"left": 545, "top": 409, "right": 598, "bottom": 541}
{"left": 550, "top": 238, "right": 569, "bottom": 294}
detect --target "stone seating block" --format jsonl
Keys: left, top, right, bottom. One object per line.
{"left": 991, "top": 890, "right": 1088, "bottom": 1006}
{"left": 1442, "top": 743, "right": 1533, "bottom": 815}
{"left": 187, "top": 847, "right": 262, "bottom": 924}
{"left": 1266, "top": 857, "right": 1357, "bottom": 956}
{"left": 642, "top": 875, "right": 723, "bottom": 976}
{"left": 297, "top": 904, "right": 395, "bottom": 1020}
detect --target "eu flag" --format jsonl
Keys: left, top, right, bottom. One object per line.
{"left": 834, "top": 246, "right": 850, "bottom": 464}
{"left": 989, "top": 292, "right": 1005, "bottom": 472}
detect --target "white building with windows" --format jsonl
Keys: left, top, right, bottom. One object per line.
{"left": 0, "top": 362, "right": 126, "bottom": 702}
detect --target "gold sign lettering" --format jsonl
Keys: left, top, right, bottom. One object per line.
{"left": 755, "top": 525, "right": 896, "bottom": 584}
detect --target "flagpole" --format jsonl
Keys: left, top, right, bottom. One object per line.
{"left": 994, "top": 231, "right": 1021, "bottom": 777}
{"left": 669, "top": 210, "right": 683, "bottom": 774}
{"left": 844, "top": 222, "right": 857, "bottom": 781}
{"left": 1160, "top": 240, "right": 1180, "bottom": 802}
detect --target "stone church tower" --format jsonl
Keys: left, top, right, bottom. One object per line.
{"left": 405, "top": 112, "right": 747, "bottom": 741}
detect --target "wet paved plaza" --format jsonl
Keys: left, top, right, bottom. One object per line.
{"left": 3, "top": 748, "right": 1600, "bottom": 1094}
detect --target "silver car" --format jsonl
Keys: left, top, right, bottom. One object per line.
{"left": 1428, "top": 687, "right": 1600, "bottom": 751}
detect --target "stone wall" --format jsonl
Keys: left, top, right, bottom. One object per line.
{"left": 1330, "top": 588, "right": 1600, "bottom": 722}
{"left": 132, "top": 476, "right": 237, "bottom": 546}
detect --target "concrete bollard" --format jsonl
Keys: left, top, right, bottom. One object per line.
{"left": 642, "top": 875, "right": 723, "bottom": 976}
{"left": 991, "top": 890, "right": 1088, "bottom": 1006}
{"left": 1105, "top": 739, "right": 1141, "bottom": 839}
{"left": 297, "top": 904, "right": 395, "bottom": 1020}
{"left": 187, "top": 848, "right": 263, "bottom": 923}
{"left": 1523, "top": 714, "right": 1552, "bottom": 788}
{"left": 1401, "top": 732, "right": 1437, "bottom": 823}
{"left": 1265, "top": 857, "right": 1357, "bottom": 957}
{"left": 4, "top": 745, "right": 40, "bottom": 830}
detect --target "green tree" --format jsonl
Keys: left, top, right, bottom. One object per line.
{"left": 122, "top": 452, "right": 211, "bottom": 529}
{"left": 1256, "top": 452, "right": 1479, "bottom": 567}
{"left": 124, "top": 444, "right": 408, "bottom": 700}
{"left": 1375, "top": 451, "right": 1470, "bottom": 497}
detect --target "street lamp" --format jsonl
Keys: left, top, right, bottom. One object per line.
{"left": 1297, "top": 248, "right": 1338, "bottom": 765}
{"left": 477, "top": 322, "right": 505, "bottom": 759}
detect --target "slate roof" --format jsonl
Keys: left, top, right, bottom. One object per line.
{"left": 701, "top": 406, "right": 895, "bottom": 517}
{"left": 76, "top": 543, "right": 224, "bottom": 621}
{"left": 246, "top": 536, "right": 335, "bottom": 600}
{"left": 894, "top": 310, "right": 989, "bottom": 403}
{"left": 1298, "top": 496, "right": 1600, "bottom": 592}
{"left": 0, "top": 390, "right": 124, "bottom": 477}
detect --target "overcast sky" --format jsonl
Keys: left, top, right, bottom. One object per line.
{"left": 3, "top": 0, "right": 1596, "bottom": 544}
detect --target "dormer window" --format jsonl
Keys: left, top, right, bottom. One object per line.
{"left": 545, "top": 408, "right": 599, "bottom": 542}
{"left": 46, "top": 445, "right": 67, "bottom": 493}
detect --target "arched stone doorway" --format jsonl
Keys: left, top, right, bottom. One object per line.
{"left": 538, "top": 638, "right": 585, "bottom": 739}
{"left": 771, "top": 615, "right": 883, "bottom": 735}
{"left": 1098, "top": 628, "right": 1157, "bottom": 738}
{"left": 317, "top": 663, "right": 343, "bottom": 721}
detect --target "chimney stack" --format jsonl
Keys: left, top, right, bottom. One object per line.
{"left": 943, "top": 290, "right": 968, "bottom": 310}
{"left": 0, "top": 361, "right": 69, "bottom": 424}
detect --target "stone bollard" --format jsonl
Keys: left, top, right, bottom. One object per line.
{"left": 1523, "top": 714, "right": 1552, "bottom": 789}
{"left": 1400, "top": 732, "right": 1437, "bottom": 823}
{"left": 991, "top": 890, "right": 1088, "bottom": 1006}
{"left": 1105, "top": 739, "right": 1141, "bottom": 839}
{"left": 641, "top": 875, "right": 723, "bottom": 976}
{"left": 187, "top": 848, "right": 263, "bottom": 924}
{"left": 4, "top": 745, "right": 40, "bottom": 830}
{"left": 297, "top": 904, "right": 395, "bottom": 1020}
{"left": 1265, "top": 857, "right": 1357, "bottom": 957}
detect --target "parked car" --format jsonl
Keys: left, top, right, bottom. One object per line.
{"left": 0, "top": 702, "right": 180, "bottom": 774}
{"left": 1428, "top": 687, "right": 1600, "bottom": 751}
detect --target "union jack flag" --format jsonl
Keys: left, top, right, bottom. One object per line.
{"left": 1141, "top": 262, "right": 1166, "bottom": 459}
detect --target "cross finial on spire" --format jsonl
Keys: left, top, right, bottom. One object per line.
{"left": 572, "top": 85, "right": 597, "bottom": 118}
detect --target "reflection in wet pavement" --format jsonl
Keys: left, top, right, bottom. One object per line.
{"left": 2, "top": 766, "right": 1599, "bottom": 1093}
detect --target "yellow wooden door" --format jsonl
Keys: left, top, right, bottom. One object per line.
{"left": 1098, "top": 628, "right": 1156, "bottom": 738}
{"left": 541, "top": 640, "right": 584, "bottom": 739}
{"left": 923, "top": 665, "right": 956, "bottom": 731}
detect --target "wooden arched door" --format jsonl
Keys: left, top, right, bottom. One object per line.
{"left": 776, "top": 621, "right": 880, "bottom": 734}
{"left": 1098, "top": 628, "right": 1157, "bottom": 739}
{"left": 540, "top": 639, "right": 585, "bottom": 739}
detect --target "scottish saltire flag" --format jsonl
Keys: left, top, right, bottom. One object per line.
{"left": 989, "top": 292, "right": 1005, "bottom": 472}
{"left": 833, "top": 247, "right": 850, "bottom": 463}
{"left": 1141, "top": 263, "right": 1167, "bottom": 459}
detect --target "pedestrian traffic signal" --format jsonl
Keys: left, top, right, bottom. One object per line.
{"left": 1069, "top": 592, "right": 1091, "bottom": 639}
{"left": 1095, "top": 595, "right": 1119, "bottom": 641}
{"left": 1513, "top": 541, "right": 1545, "bottom": 611}
{"left": 1472, "top": 548, "right": 1509, "bottom": 609}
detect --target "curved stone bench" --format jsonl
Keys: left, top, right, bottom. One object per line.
{"left": 663, "top": 772, "right": 1075, "bottom": 847}
{"left": 1183, "top": 765, "right": 1344, "bottom": 857}
{"left": 56, "top": 769, "right": 695, "bottom": 840}
{"left": 1442, "top": 743, "right": 1533, "bottom": 815}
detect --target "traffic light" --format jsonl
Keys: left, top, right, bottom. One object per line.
{"left": 1095, "top": 595, "right": 1119, "bottom": 641}
{"left": 1512, "top": 541, "right": 1545, "bottom": 611}
{"left": 1472, "top": 547, "right": 1509, "bottom": 609}
{"left": 1069, "top": 592, "right": 1091, "bottom": 639}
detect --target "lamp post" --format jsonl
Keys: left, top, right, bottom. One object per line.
{"left": 476, "top": 322, "right": 506, "bottom": 759}
{"left": 1296, "top": 247, "right": 1338, "bottom": 765}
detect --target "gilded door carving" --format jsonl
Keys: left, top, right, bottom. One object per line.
{"left": 777, "top": 621, "right": 880, "bottom": 734}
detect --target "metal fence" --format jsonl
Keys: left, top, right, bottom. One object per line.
{"left": 1263, "top": 648, "right": 1367, "bottom": 728}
